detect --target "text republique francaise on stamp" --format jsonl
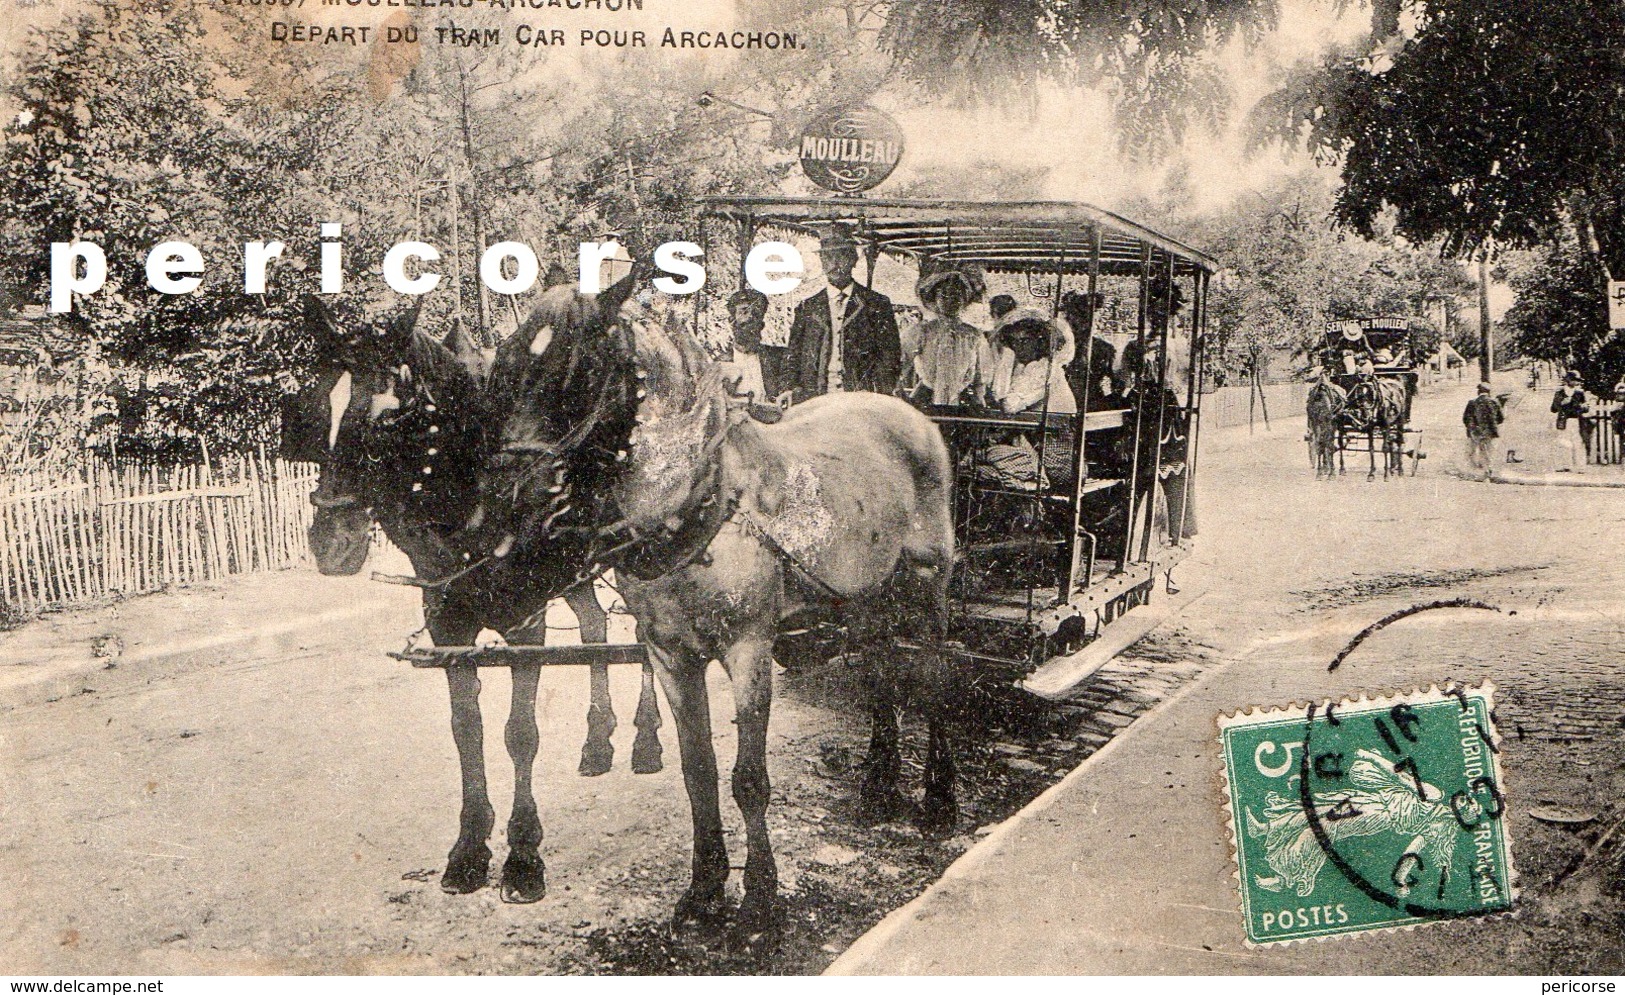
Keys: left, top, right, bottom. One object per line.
{"left": 1219, "top": 684, "right": 1514, "bottom": 946}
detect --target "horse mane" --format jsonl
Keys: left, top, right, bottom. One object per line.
{"left": 485, "top": 281, "right": 644, "bottom": 587}
{"left": 356, "top": 330, "right": 490, "bottom": 535}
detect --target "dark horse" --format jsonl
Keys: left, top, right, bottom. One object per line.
{"left": 282, "top": 288, "right": 662, "bottom": 904}
{"left": 482, "top": 276, "right": 958, "bottom": 946}
{"left": 1346, "top": 375, "right": 1409, "bottom": 480}
{"left": 1305, "top": 375, "right": 1347, "bottom": 479}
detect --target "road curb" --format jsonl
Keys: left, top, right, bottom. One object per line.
{"left": 1489, "top": 471, "right": 1625, "bottom": 489}
{"left": 0, "top": 601, "right": 391, "bottom": 711}
{"left": 829, "top": 585, "right": 1214, "bottom": 973}
{"left": 825, "top": 657, "right": 1216, "bottom": 975}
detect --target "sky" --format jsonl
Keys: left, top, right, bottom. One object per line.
{"left": 883, "top": 1, "right": 1370, "bottom": 213}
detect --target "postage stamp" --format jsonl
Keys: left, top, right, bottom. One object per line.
{"left": 1218, "top": 684, "right": 1515, "bottom": 946}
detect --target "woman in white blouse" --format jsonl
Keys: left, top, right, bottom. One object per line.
{"left": 902, "top": 264, "right": 995, "bottom": 407}
{"left": 991, "top": 309, "right": 1077, "bottom": 415}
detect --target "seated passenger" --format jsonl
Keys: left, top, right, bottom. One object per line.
{"left": 990, "top": 309, "right": 1078, "bottom": 414}
{"left": 902, "top": 262, "right": 994, "bottom": 408}
{"left": 1057, "top": 289, "right": 1117, "bottom": 410}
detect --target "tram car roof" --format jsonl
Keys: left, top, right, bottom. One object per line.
{"left": 699, "top": 196, "right": 1218, "bottom": 278}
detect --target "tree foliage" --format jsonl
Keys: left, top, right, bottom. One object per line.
{"left": 1500, "top": 237, "right": 1625, "bottom": 390}
{"left": 1146, "top": 174, "right": 1472, "bottom": 382}
{"left": 1256, "top": 1, "right": 1625, "bottom": 270}
{"left": 0, "top": 0, "right": 790, "bottom": 460}
{"left": 877, "top": 0, "right": 1278, "bottom": 152}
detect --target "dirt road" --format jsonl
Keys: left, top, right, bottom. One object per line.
{"left": 2, "top": 379, "right": 1620, "bottom": 975}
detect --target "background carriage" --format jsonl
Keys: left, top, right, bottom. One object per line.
{"left": 1315, "top": 317, "right": 1424, "bottom": 479}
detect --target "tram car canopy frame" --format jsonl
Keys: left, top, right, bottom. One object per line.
{"left": 699, "top": 195, "right": 1216, "bottom": 697}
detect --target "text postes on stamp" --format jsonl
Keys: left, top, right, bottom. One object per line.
{"left": 1218, "top": 684, "right": 1514, "bottom": 946}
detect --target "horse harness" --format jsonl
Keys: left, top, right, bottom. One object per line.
{"left": 498, "top": 394, "right": 848, "bottom": 636}
{"left": 381, "top": 311, "right": 847, "bottom": 635}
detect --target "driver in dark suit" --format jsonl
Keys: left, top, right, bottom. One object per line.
{"left": 781, "top": 226, "right": 901, "bottom": 403}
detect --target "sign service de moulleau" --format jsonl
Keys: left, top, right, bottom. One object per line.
{"left": 798, "top": 104, "right": 905, "bottom": 195}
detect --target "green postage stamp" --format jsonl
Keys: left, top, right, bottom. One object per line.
{"left": 1218, "top": 684, "right": 1515, "bottom": 946}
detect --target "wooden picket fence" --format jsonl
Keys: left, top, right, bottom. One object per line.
{"left": 1583, "top": 401, "right": 1624, "bottom": 465}
{"left": 0, "top": 456, "right": 319, "bottom": 618}
{"left": 1204, "top": 381, "right": 1310, "bottom": 430}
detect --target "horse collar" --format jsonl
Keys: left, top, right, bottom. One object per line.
{"left": 615, "top": 405, "right": 748, "bottom": 581}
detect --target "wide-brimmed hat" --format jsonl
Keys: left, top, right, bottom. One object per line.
{"left": 915, "top": 261, "right": 986, "bottom": 312}
{"left": 1564, "top": 370, "right": 1583, "bottom": 383}
{"left": 817, "top": 224, "right": 859, "bottom": 253}
{"left": 995, "top": 308, "right": 1063, "bottom": 352}
{"left": 1477, "top": 382, "right": 1492, "bottom": 393}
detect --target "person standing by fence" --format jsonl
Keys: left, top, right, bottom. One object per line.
{"left": 1551, "top": 371, "right": 1591, "bottom": 472}
{"left": 1462, "top": 382, "right": 1502, "bottom": 480}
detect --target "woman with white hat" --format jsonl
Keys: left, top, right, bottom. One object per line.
{"left": 903, "top": 262, "right": 994, "bottom": 407}
{"left": 989, "top": 308, "right": 1077, "bottom": 415}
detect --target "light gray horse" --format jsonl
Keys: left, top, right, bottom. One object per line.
{"left": 486, "top": 281, "right": 958, "bottom": 948}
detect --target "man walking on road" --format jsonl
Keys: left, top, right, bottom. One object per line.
{"left": 1463, "top": 382, "right": 1503, "bottom": 479}
{"left": 1551, "top": 371, "right": 1591, "bottom": 472}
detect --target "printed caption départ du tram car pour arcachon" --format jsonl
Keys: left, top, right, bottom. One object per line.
{"left": 268, "top": 21, "right": 804, "bottom": 51}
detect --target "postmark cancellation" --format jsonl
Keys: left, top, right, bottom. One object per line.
{"left": 1218, "top": 684, "right": 1516, "bottom": 946}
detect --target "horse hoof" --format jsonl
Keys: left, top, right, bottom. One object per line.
{"left": 671, "top": 884, "right": 730, "bottom": 932}
{"left": 727, "top": 900, "right": 782, "bottom": 955}
{"left": 499, "top": 850, "right": 546, "bottom": 904}
{"left": 441, "top": 842, "right": 492, "bottom": 894}
{"left": 630, "top": 744, "right": 664, "bottom": 775}
{"left": 578, "top": 742, "right": 614, "bottom": 777}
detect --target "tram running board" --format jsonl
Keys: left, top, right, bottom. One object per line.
{"left": 1019, "top": 589, "right": 1206, "bottom": 700}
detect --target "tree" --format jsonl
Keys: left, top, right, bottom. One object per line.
{"left": 0, "top": 0, "right": 803, "bottom": 458}
{"left": 876, "top": 0, "right": 1277, "bottom": 152}
{"left": 1153, "top": 173, "right": 1473, "bottom": 383}
{"left": 0, "top": 1, "right": 312, "bottom": 460}
{"left": 1255, "top": 0, "right": 1625, "bottom": 324}
{"left": 1500, "top": 237, "right": 1624, "bottom": 390}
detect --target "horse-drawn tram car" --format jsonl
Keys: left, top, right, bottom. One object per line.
{"left": 393, "top": 197, "right": 1215, "bottom": 702}
{"left": 697, "top": 196, "right": 1213, "bottom": 698}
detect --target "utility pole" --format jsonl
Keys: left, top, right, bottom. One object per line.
{"left": 1478, "top": 254, "right": 1493, "bottom": 383}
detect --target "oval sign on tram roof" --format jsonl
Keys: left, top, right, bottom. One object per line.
{"left": 798, "top": 104, "right": 904, "bottom": 195}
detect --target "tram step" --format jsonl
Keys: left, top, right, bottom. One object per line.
{"left": 1020, "top": 589, "right": 1206, "bottom": 700}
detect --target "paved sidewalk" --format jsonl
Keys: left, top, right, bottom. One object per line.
{"left": 827, "top": 599, "right": 1625, "bottom": 975}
